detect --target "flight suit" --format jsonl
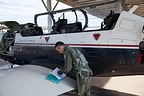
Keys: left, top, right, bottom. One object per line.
{"left": 60, "top": 46, "right": 93, "bottom": 96}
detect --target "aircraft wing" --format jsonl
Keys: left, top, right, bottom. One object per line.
{"left": 0, "top": 65, "right": 76, "bottom": 96}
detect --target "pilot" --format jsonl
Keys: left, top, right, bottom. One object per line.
{"left": 55, "top": 41, "right": 93, "bottom": 96}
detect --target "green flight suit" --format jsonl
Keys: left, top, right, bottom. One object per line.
{"left": 60, "top": 46, "right": 93, "bottom": 96}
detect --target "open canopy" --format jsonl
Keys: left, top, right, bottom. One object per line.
{"left": 57, "top": 0, "right": 144, "bottom": 17}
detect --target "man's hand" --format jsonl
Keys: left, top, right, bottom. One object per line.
{"left": 58, "top": 70, "right": 63, "bottom": 75}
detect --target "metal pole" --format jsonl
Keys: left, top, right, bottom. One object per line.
{"left": 52, "top": 0, "right": 60, "bottom": 11}
{"left": 41, "top": 0, "right": 49, "bottom": 12}
{"left": 47, "top": 0, "right": 52, "bottom": 33}
{"left": 47, "top": 0, "right": 51, "bottom": 11}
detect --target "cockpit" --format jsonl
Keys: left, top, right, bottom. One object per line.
{"left": 19, "top": 3, "right": 120, "bottom": 37}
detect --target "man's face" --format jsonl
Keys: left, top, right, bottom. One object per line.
{"left": 56, "top": 45, "right": 65, "bottom": 54}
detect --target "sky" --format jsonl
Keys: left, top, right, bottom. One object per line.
{"left": 0, "top": 0, "right": 102, "bottom": 30}
{"left": 0, "top": 0, "right": 70, "bottom": 24}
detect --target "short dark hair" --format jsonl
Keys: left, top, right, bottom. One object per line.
{"left": 55, "top": 41, "right": 65, "bottom": 48}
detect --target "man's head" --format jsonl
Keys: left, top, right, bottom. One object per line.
{"left": 55, "top": 41, "right": 65, "bottom": 54}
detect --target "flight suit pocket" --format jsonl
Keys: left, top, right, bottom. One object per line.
{"left": 80, "top": 70, "right": 91, "bottom": 84}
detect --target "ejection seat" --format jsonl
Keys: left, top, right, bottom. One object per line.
{"left": 60, "top": 22, "right": 82, "bottom": 34}
{"left": 101, "top": 10, "right": 120, "bottom": 30}
{"left": 20, "top": 23, "right": 43, "bottom": 37}
{"left": 51, "top": 19, "right": 67, "bottom": 34}
{"left": 20, "top": 26, "right": 43, "bottom": 36}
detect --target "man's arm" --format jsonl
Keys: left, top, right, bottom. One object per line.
{"left": 60, "top": 52, "right": 73, "bottom": 74}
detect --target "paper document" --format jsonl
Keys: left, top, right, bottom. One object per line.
{"left": 45, "top": 68, "right": 66, "bottom": 84}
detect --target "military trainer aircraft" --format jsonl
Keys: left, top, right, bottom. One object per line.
{"left": 0, "top": 0, "right": 144, "bottom": 96}
{"left": 0, "top": 0, "right": 144, "bottom": 76}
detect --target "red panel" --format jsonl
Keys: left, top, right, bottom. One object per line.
{"left": 93, "top": 34, "right": 100, "bottom": 41}
{"left": 45, "top": 37, "right": 50, "bottom": 42}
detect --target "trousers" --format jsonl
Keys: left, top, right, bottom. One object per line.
{"left": 76, "top": 72, "right": 91, "bottom": 96}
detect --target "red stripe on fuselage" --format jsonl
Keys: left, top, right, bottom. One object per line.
{"left": 15, "top": 43, "right": 139, "bottom": 48}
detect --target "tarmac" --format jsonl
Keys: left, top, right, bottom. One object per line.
{"left": 0, "top": 59, "right": 144, "bottom": 96}
{"left": 59, "top": 86, "right": 137, "bottom": 96}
